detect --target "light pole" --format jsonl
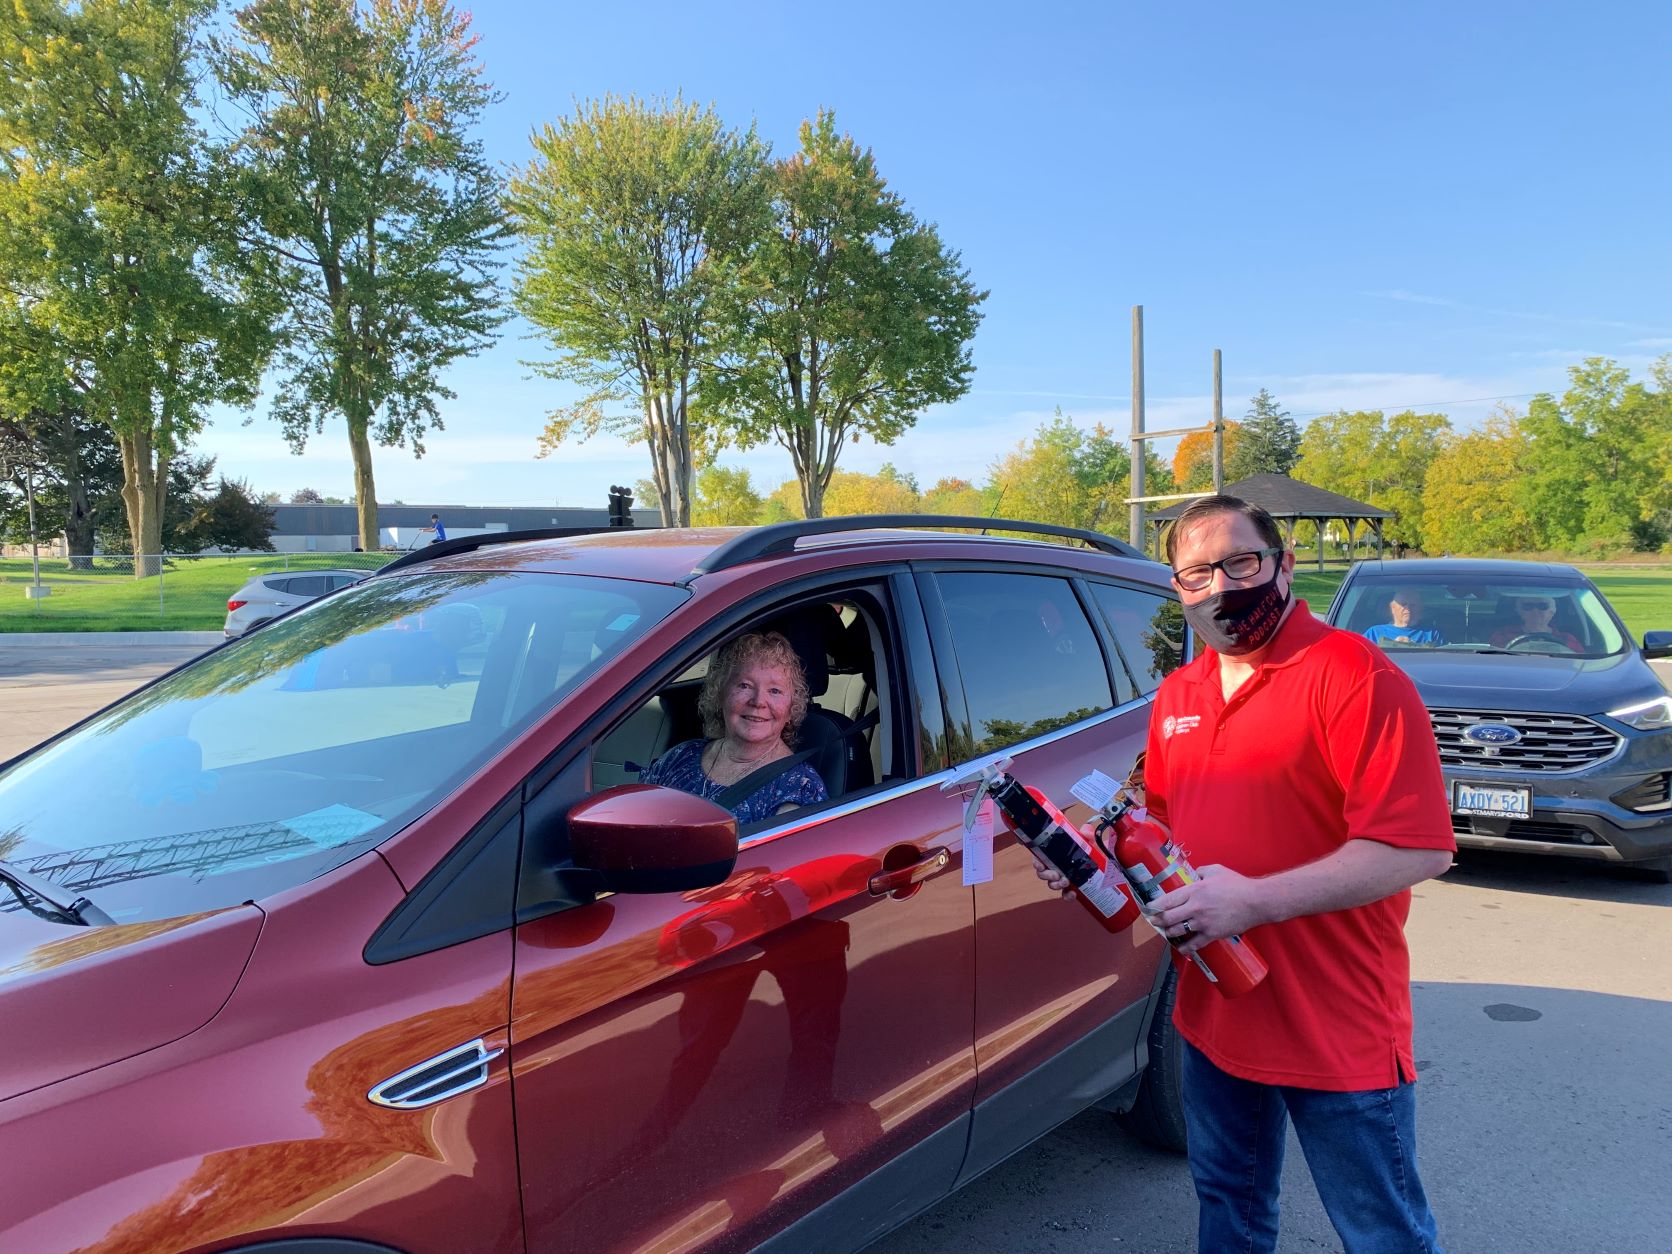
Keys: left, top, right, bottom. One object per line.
{"left": 4, "top": 455, "right": 50, "bottom": 602}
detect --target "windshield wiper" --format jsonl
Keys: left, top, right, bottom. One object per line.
{"left": 0, "top": 858, "right": 115, "bottom": 927}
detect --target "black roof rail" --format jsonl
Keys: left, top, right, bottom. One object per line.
{"left": 375, "top": 526, "right": 620, "bottom": 575}
{"left": 687, "top": 514, "right": 1149, "bottom": 580}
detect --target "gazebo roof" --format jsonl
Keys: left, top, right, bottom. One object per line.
{"left": 1148, "top": 474, "right": 1390, "bottom": 522}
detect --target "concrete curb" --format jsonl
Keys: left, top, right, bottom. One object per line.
{"left": 0, "top": 630, "right": 223, "bottom": 646}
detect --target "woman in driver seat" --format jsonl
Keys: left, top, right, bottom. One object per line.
{"left": 1490, "top": 597, "right": 1584, "bottom": 651}
{"left": 641, "top": 632, "right": 829, "bottom": 822}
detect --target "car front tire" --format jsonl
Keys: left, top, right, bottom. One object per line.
{"left": 1115, "top": 964, "right": 1187, "bottom": 1152}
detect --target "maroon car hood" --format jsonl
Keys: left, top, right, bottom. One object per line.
{"left": 0, "top": 904, "right": 263, "bottom": 1102}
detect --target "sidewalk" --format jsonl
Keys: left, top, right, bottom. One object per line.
{"left": 0, "top": 630, "right": 223, "bottom": 647}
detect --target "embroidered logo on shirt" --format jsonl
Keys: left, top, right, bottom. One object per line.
{"left": 1161, "top": 714, "right": 1201, "bottom": 739}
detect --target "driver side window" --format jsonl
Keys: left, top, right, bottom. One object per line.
{"left": 590, "top": 591, "right": 899, "bottom": 828}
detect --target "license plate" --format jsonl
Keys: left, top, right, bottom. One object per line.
{"left": 1453, "top": 782, "right": 1531, "bottom": 819}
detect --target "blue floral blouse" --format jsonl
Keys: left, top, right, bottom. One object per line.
{"left": 640, "top": 739, "right": 828, "bottom": 824}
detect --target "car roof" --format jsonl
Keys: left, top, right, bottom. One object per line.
{"left": 1345, "top": 557, "right": 1587, "bottom": 581}
{"left": 371, "top": 519, "right": 1167, "bottom": 588}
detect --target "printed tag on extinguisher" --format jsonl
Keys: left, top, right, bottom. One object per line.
{"left": 1071, "top": 769, "right": 1121, "bottom": 811}
{"left": 962, "top": 798, "right": 995, "bottom": 886}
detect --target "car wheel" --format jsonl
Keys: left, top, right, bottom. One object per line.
{"left": 1115, "top": 964, "right": 1187, "bottom": 1153}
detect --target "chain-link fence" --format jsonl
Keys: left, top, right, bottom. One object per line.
{"left": 0, "top": 551, "right": 396, "bottom": 632}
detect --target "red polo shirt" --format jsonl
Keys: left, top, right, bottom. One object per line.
{"left": 1145, "top": 600, "right": 1453, "bottom": 1090}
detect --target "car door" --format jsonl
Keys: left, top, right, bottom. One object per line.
{"left": 508, "top": 574, "right": 977, "bottom": 1254}
{"left": 918, "top": 566, "right": 1170, "bottom": 1182}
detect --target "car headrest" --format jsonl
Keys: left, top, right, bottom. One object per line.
{"left": 761, "top": 608, "right": 836, "bottom": 698}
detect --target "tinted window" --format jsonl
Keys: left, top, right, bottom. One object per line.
{"left": 283, "top": 575, "right": 330, "bottom": 597}
{"left": 937, "top": 572, "right": 1113, "bottom": 755}
{"left": 1089, "top": 583, "right": 1186, "bottom": 696}
{"left": 0, "top": 572, "right": 685, "bottom": 924}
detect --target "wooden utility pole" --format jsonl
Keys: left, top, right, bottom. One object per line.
{"left": 1212, "top": 348, "right": 1225, "bottom": 493}
{"left": 1129, "top": 306, "right": 1145, "bottom": 548}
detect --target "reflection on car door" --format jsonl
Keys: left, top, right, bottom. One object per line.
{"left": 509, "top": 589, "right": 977, "bottom": 1254}
{"left": 921, "top": 568, "right": 1163, "bottom": 1182}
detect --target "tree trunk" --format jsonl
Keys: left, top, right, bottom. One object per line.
{"left": 117, "top": 429, "right": 165, "bottom": 578}
{"left": 347, "top": 419, "right": 380, "bottom": 550}
{"left": 652, "top": 391, "right": 691, "bottom": 526}
{"left": 55, "top": 412, "right": 95, "bottom": 567}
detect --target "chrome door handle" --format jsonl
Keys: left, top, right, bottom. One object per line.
{"left": 868, "top": 846, "right": 951, "bottom": 896}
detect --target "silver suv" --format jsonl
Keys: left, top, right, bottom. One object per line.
{"left": 223, "top": 568, "right": 371, "bottom": 638}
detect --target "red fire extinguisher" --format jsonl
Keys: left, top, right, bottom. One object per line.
{"left": 947, "top": 760, "right": 1142, "bottom": 934}
{"left": 1091, "top": 796, "right": 1268, "bottom": 998}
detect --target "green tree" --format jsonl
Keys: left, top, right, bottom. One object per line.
{"left": 511, "top": 95, "right": 769, "bottom": 526}
{"left": 0, "top": 0, "right": 274, "bottom": 574}
{"left": 0, "top": 386, "right": 123, "bottom": 563}
{"left": 178, "top": 477, "right": 277, "bottom": 552}
{"left": 692, "top": 464, "right": 764, "bottom": 526}
{"left": 1519, "top": 357, "right": 1671, "bottom": 551}
{"left": 1419, "top": 408, "right": 1537, "bottom": 554}
{"left": 708, "top": 111, "right": 985, "bottom": 518}
{"left": 820, "top": 467, "right": 922, "bottom": 516}
{"left": 1295, "top": 408, "right": 1449, "bottom": 549}
{"left": 985, "top": 413, "right": 1169, "bottom": 536}
{"left": 758, "top": 479, "right": 804, "bottom": 524}
{"left": 921, "top": 476, "right": 993, "bottom": 517}
{"left": 1227, "top": 389, "right": 1301, "bottom": 479}
{"left": 215, "top": 0, "right": 509, "bottom": 552}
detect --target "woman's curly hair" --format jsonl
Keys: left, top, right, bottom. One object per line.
{"left": 698, "top": 631, "right": 810, "bottom": 747}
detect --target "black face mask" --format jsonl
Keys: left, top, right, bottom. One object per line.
{"left": 1182, "top": 570, "right": 1290, "bottom": 656}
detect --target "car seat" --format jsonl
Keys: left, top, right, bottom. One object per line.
{"left": 760, "top": 608, "right": 873, "bottom": 796}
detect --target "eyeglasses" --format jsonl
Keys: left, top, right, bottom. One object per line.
{"left": 1172, "top": 547, "right": 1283, "bottom": 592}
{"left": 1518, "top": 601, "right": 1553, "bottom": 612}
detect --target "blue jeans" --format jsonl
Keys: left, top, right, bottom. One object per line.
{"left": 1181, "top": 1041, "right": 1443, "bottom": 1254}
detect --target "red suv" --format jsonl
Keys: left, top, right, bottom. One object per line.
{"left": 0, "top": 517, "right": 1188, "bottom": 1254}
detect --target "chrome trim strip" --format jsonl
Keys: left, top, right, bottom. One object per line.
{"left": 740, "top": 695, "right": 1153, "bottom": 848}
{"left": 368, "top": 1039, "right": 505, "bottom": 1110}
{"left": 1453, "top": 833, "right": 1622, "bottom": 861}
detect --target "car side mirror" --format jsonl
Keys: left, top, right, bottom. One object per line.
{"left": 1642, "top": 631, "right": 1672, "bottom": 660}
{"left": 568, "top": 784, "right": 738, "bottom": 894}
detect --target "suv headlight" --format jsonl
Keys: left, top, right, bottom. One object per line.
{"left": 1606, "top": 695, "right": 1672, "bottom": 731}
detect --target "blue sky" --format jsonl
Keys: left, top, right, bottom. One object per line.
{"left": 204, "top": 0, "right": 1672, "bottom": 508}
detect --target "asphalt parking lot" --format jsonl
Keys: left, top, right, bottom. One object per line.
{"left": 3, "top": 638, "right": 1670, "bottom": 1252}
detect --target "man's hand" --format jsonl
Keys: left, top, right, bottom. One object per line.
{"left": 1029, "top": 849, "right": 1073, "bottom": 897}
{"left": 1148, "top": 865, "right": 1269, "bottom": 955}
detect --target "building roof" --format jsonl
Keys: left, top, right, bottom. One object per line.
{"left": 1148, "top": 473, "right": 1390, "bottom": 521}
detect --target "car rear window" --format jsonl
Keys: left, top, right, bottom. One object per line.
{"left": 936, "top": 571, "right": 1114, "bottom": 754}
{"left": 1088, "top": 582, "right": 1186, "bottom": 696}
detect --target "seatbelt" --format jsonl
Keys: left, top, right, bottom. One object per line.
{"left": 714, "top": 709, "right": 879, "bottom": 811}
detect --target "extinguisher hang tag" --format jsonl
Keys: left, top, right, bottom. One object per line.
{"left": 1071, "top": 770, "right": 1121, "bottom": 811}
{"left": 962, "top": 798, "right": 995, "bottom": 886}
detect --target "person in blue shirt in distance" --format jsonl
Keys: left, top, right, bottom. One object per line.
{"left": 1363, "top": 588, "right": 1445, "bottom": 647}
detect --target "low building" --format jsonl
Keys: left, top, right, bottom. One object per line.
{"left": 268, "top": 503, "right": 663, "bottom": 553}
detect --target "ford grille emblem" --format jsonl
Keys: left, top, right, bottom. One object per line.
{"left": 1463, "top": 723, "right": 1522, "bottom": 746}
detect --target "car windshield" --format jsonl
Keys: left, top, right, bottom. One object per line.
{"left": 1332, "top": 575, "right": 1627, "bottom": 658}
{"left": 0, "top": 570, "right": 684, "bottom": 924}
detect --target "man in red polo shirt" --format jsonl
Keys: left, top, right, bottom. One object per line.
{"left": 1112, "top": 496, "right": 1452, "bottom": 1253}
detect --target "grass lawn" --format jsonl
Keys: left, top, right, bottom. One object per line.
{"left": 0, "top": 553, "right": 391, "bottom": 632}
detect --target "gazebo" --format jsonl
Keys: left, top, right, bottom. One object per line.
{"left": 1146, "top": 474, "right": 1391, "bottom": 571}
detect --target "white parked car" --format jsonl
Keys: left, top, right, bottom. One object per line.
{"left": 223, "top": 568, "right": 372, "bottom": 638}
